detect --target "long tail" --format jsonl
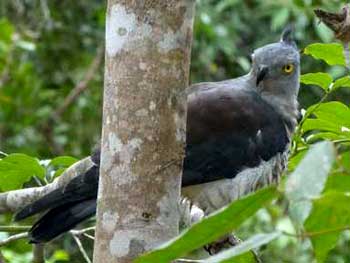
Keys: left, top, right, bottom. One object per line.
{"left": 29, "top": 199, "right": 96, "bottom": 243}
{"left": 14, "top": 165, "right": 99, "bottom": 221}
{"left": 14, "top": 164, "right": 99, "bottom": 243}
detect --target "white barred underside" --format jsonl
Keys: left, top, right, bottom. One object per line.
{"left": 180, "top": 149, "right": 289, "bottom": 226}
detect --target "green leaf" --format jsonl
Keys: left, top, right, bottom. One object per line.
{"left": 135, "top": 187, "right": 278, "bottom": 263}
{"left": 0, "top": 18, "right": 14, "bottom": 44}
{"left": 305, "top": 192, "right": 350, "bottom": 262}
{"left": 332, "top": 76, "right": 350, "bottom": 91}
{"left": 302, "top": 102, "right": 350, "bottom": 137}
{"left": 339, "top": 152, "right": 350, "bottom": 170}
{"left": 0, "top": 154, "right": 45, "bottom": 191}
{"left": 300, "top": 73, "right": 333, "bottom": 91}
{"left": 303, "top": 119, "right": 344, "bottom": 134}
{"left": 324, "top": 174, "right": 350, "bottom": 193}
{"left": 49, "top": 156, "right": 78, "bottom": 168}
{"left": 304, "top": 43, "right": 345, "bottom": 66}
{"left": 311, "top": 102, "right": 350, "bottom": 127}
{"left": 285, "top": 141, "right": 335, "bottom": 225}
{"left": 288, "top": 150, "right": 307, "bottom": 172}
{"left": 201, "top": 232, "right": 280, "bottom": 263}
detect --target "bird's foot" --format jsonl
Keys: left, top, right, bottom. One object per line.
{"left": 204, "top": 234, "right": 241, "bottom": 255}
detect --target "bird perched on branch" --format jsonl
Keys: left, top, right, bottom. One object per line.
{"left": 15, "top": 27, "right": 300, "bottom": 245}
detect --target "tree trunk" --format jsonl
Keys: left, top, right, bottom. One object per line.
{"left": 93, "top": 1, "right": 195, "bottom": 262}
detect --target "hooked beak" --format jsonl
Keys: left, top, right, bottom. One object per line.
{"left": 256, "top": 66, "right": 269, "bottom": 86}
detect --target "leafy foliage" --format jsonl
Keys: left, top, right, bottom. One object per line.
{"left": 304, "top": 43, "right": 346, "bottom": 66}
{"left": 1, "top": 0, "right": 350, "bottom": 262}
{"left": 285, "top": 141, "right": 335, "bottom": 225}
{"left": 0, "top": 154, "right": 45, "bottom": 191}
{"left": 305, "top": 193, "right": 350, "bottom": 263}
{"left": 300, "top": 72, "right": 333, "bottom": 91}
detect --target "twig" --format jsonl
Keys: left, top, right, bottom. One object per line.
{"left": 0, "top": 226, "right": 31, "bottom": 233}
{"left": 51, "top": 46, "right": 104, "bottom": 120}
{"left": 72, "top": 234, "right": 92, "bottom": 263}
{"left": 176, "top": 259, "right": 203, "bottom": 263}
{"left": 32, "top": 244, "right": 45, "bottom": 263}
{"left": 83, "top": 233, "right": 95, "bottom": 240}
{"left": 291, "top": 90, "right": 330, "bottom": 156}
{"left": 70, "top": 226, "right": 95, "bottom": 236}
{"left": 0, "top": 157, "right": 93, "bottom": 213}
{"left": 0, "top": 233, "right": 28, "bottom": 246}
{"left": 282, "top": 226, "right": 350, "bottom": 238}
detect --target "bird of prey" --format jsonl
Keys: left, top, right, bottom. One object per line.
{"left": 15, "top": 27, "right": 300, "bottom": 244}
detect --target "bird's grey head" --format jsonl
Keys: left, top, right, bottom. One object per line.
{"left": 251, "top": 27, "right": 300, "bottom": 100}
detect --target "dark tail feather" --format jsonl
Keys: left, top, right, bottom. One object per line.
{"left": 14, "top": 166, "right": 99, "bottom": 221}
{"left": 14, "top": 188, "right": 72, "bottom": 221}
{"left": 29, "top": 199, "right": 96, "bottom": 243}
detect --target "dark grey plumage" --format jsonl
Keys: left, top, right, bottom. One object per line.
{"left": 15, "top": 28, "right": 300, "bottom": 243}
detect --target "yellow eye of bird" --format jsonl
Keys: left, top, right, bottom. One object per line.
{"left": 283, "top": 64, "right": 294, "bottom": 74}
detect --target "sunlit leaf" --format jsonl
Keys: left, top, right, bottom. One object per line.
{"left": 304, "top": 43, "right": 345, "bottom": 66}
{"left": 324, "top": 173, "right": 350, "bottom": 193}
{"left": 302, "top": 102, "right": 350, "bottom": 138}
{"left": 49, "top": 156, "right": 78, "bottom": 168}
{"left": 300, "top": 72, "right": 333, "bottom": 91}
{"left": 303, "top": 119, "right": 343, "bottom": 134}
{"left": 0, "top": 154, "right": 45, "bottom": 191}
{"left": 0, "top": 18, "right": 14, "bottom": 44}
{"left": 332, "top": 76, "right": 350, "bottom": 91}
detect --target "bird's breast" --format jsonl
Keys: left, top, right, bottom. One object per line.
{"left": 181, "top": 149, "right": 288, "bottom": 214}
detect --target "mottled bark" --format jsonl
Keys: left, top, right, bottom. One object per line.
{"left": 93, "top": 1, "right": 195, "bottom": 262}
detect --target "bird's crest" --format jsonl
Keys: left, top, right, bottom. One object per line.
{"left": 280, "top": 25, "right": 295, "bottom": 46}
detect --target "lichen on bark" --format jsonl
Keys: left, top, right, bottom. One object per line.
{"left": 93, "top": 1, "right": 195, "bottom": 262}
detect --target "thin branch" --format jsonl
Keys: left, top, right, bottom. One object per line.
{"left": 0, "top": 233, "right": 28, "bottom": 246}
{"left": 72, "top": 234, "right": 92, "bottom": 263}
{"left": 70, "top": 226, "right": 95, "bottom": 236}
{"left": 291, "top": 90, "right": 330, "bottom": 156}
{"left": 0, "top": 226, "right": 31, "bottom": 233}
{"left": 32, "top": 244, "right": 45, "bottom": 263}
{"left": 0, "top": 157, "right": 93, "bottom": 213}
{"left": 176, "top": 259, "right": 203, "bottom": 263}
{"left": 83, "top": 233, "right": 95, "bottom": 241}
{"left": 51, "top": 46, "right": 104, "bottom": 120}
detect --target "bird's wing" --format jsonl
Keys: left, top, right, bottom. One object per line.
{"left": 182, "top": 81, "right": 289, "bottom": 187}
